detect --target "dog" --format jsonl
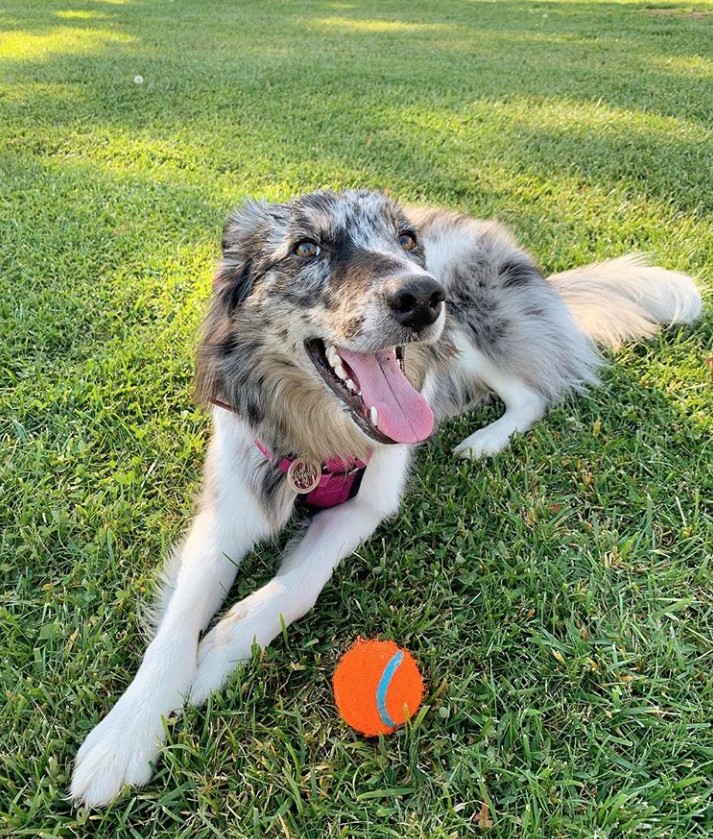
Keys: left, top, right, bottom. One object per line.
{"left": 70, "top": 189, "right": 702, "bottom": 807}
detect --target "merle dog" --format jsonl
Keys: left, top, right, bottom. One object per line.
{"left": 71, "top": 189, "right": 701, "bottom": 806}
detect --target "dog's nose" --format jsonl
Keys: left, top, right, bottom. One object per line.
{"left": 386, "top": 276, "right": 446, "bottom": 330}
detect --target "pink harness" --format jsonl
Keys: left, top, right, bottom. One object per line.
{"left": 254, "top": 439, "right": 370, "bottom": 509}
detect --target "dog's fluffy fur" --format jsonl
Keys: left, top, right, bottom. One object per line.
{"left": 71, "top": 189, "right": 701, "bottom": 807}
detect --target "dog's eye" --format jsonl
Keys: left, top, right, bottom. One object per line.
{"left": 293, "top": 240, "right": 322, "bottom": 259}
{"left": 399, "top": 232, "right": 417, "bottom": 252}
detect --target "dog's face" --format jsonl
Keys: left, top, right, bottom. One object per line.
{"left": 196, "top": 190, "right": 446, "bottom": 461}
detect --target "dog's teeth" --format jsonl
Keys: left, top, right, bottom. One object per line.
{"left": 326, "top": 345, "right": 347, "bottom": 376}
{"left": 370, "top": 406, "right": 378, "bottom": 427}
{"left": 346, "top": 378, "right": 355, "bottom": 391}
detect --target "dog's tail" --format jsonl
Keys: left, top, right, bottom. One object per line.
{"left": 548, "top": 255, "right": 702, "bottom": 349}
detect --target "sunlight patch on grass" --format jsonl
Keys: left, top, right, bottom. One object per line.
{"left": 312, "top": 16, "right": 455, "bottom": 34}
{"left": 54, "top": 10, "right": 112, "bottom": 20}
{"left": 0, "top": 26, "right": 135, "bottom": 63}
{"left": 402, "top": 96, "right": 710, "bottom": 144}
{"left": 651, "top": 54, "right": 713, "bottom": 77}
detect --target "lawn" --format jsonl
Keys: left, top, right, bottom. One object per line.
{"left": 1, "top": 0, "right": 712, "bottom": 835}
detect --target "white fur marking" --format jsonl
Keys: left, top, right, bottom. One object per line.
{"left": 451, "top": 334, "right": 547, "bottom": 458}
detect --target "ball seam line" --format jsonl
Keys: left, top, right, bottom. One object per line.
{"left": 376, "top": 650, "right": 404, "bottom": 729}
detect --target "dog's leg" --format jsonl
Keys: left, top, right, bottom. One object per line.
{"left": 71, "top": 431, "right": 276, "bottom": 807}
{"left": 454, "top": 383, "right": 547, "bottom": 458}
{"left": 189, "top": 445, "right": 411, "bottom": 705}
{"left": 452, "top": 344, "right": 547, "bottom": 459}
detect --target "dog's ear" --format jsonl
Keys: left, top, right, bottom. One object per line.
{"left": 213, "top": 257, "right": 255, "bottom": 312}
{"left": 212, "top": 199, "right": 269, "bottom": 311}
{"left": 196, "top": 200, "right": 270, "bottom": 406}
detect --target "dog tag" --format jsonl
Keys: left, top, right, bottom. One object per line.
{"left": 286, "top": 458, "right": 321, "bottom": 494}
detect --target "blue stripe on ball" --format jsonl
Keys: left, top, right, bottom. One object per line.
{"left": 376, "top": 650, "right": 404, "bottom": 729}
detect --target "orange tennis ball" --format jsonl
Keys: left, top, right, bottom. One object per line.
{"left": 332, "top": 639, "right": 424, "bottom": 736}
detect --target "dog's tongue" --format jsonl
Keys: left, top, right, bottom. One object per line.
{"left": 336, "top": 346, "right": 434, "bottom": 444}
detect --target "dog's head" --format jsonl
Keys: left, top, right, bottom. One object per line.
{"left": 196, "top": 189, "right": 445, "bottom": 461}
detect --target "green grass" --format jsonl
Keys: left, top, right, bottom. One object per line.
{"left": 1, "top": 0, "right": 712, "bottom": 835}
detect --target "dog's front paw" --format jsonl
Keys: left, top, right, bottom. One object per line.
{"left": 70, "top": 699, "right": 163, "bottom": 808}
{"left": 189, "top": 623, "right": 253, "bottom": 706}
{"left": 454, "top": 426, "right": 512, "bottom": 459}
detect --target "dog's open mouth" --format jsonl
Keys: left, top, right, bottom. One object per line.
{"left": 305, "top": 339, "right": 435, "bottom": 444}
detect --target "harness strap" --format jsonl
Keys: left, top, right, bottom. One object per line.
{"left": 210, "top": 398, "right": 370, "bottom": 508}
